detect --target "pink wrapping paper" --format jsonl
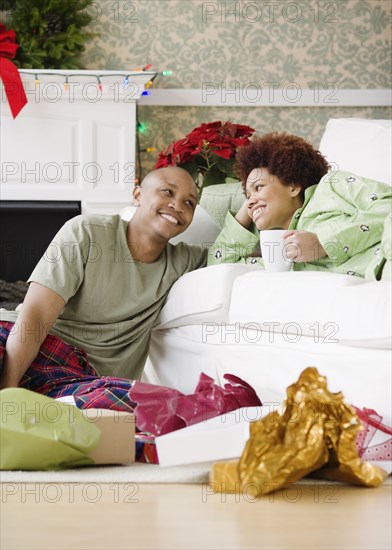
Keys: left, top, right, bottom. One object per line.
{"left": 130, "top": 373, "right": 262, "bottom": 436}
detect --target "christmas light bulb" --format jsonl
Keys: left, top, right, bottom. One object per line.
{"left": 137, "top": 122, "right": 147, "bottom": 133}
{"left": 144, "top": 64, "right": 153, "bottom": 70}
{"left": 146, "top": 147, "right": 156, "bottom": 153}
{"left": 145, "top": 81, "right": 153, "bottom": 89}
{"left": 162, "top": 70, "right": 172, "bottom": 76}
{"left": 141, "top": 90, "right": 151, "bottom": 96}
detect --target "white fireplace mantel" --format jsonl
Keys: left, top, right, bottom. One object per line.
{"left": 0, "top": 70, "right": 156, "bottom": 215}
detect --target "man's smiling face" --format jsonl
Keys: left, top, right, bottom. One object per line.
{"left": 133, "top": 167, "right": 198, "bottom": 242}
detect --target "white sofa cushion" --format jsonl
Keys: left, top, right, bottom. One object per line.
{"left": 319, "top": 118, "right": 391, "bottom": 185}
{"left": 229, "top": 271, "right": 391, "bottom": 349}
{"left": 154, "top": 264, "right": 258, "bottom": 330}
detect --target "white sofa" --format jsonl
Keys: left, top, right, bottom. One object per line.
{"left": 143, "top": 118, "right": 392, "bottom": 420}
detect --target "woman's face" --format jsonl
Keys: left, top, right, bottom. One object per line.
{"left": 245, "top": 168, "right": 302, "bottom": 230}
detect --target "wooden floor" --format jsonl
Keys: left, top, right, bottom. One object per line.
{"left": 1, "top": 481, "right": 391, "bottom": 549}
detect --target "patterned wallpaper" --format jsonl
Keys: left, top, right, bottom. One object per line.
{"left": 82, "top": 0, "right": 392, "bottom": 176}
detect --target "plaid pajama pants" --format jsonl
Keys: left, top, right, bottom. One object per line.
{"left": 0, "top": 322, "right": 136, "bottom": 412}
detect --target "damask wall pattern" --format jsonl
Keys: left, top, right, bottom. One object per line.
{"left": 137, "top": 105, "right": 391, "bottom": 175}
{"left": 82, "top": 0, "right": 391, "bottom": 176}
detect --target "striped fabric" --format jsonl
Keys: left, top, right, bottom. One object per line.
{"left": 0, "top": 322, "right": 136, "bottom": 412}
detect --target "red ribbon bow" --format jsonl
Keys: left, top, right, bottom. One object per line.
{"left": 0, "top": 22, "right": 27, "bottom": 118}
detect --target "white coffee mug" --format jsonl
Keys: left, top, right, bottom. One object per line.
{"left": 259, "top": 229, "right": 292, "bottom": 272}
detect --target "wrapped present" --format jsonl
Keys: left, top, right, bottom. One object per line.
{"left": 211, "top": 367, "right": 389, "bottom": 496}
{"left": 354, "top": 406, "right": 392, "bottom": 470}
{"left": 1, "top": 388, "right": 135, "bottom": 469}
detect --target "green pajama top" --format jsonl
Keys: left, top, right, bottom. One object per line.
{"left": 207, "top": 171, "right": 392, "bottom": 280}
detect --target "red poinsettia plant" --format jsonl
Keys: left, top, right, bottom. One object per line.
{"left": 155, "top": 121, "right": 255, "bottom": 193}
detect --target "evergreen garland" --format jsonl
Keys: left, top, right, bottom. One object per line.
{"left": 3, "top": 0, "right": 97, "bottom": 69}
{"left": 0, "top": 0, "right": 15, "bottom": 11}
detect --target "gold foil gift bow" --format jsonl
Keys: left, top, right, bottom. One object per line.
{"left": 212, "top": 367, "right": 389, "bottom": 496}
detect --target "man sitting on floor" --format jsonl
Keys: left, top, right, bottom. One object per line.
{"left": 0, "top": 167, "right": 207, "bottom": 407}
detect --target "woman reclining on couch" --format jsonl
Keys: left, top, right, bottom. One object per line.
{"left": 207, "top": 132, "right": 391, "bottom": 280}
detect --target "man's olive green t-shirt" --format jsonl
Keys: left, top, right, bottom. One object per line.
{"left": 27, "top": 215, "right": 207, "bottom": 380}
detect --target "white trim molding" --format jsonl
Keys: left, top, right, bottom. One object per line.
{"left": 139, "top": 88, "right": 392, "bottom": 107}
{"left": 1, "top": 70, "right": 156, "bottom": 214}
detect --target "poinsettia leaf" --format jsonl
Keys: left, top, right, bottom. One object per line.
{"left": 215, "top": 156, "right": 236, "bottom": 177}
{"left": 180, "top": 160, "right": 199, "bottom": 180}
{"left": 202, "top": 166, "right": 226, "bottom": 188}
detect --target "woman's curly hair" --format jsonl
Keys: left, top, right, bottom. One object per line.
{"left": 235, "top": 132, "right": 330, "bottom": 199}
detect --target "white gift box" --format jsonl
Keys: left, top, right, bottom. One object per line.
{"left": 156, "top": 406, "right": 265, "bottom": 467}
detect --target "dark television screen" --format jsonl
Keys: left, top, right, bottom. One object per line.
{"left": 0, "top": 200, "right": 81, "bottom": 282}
